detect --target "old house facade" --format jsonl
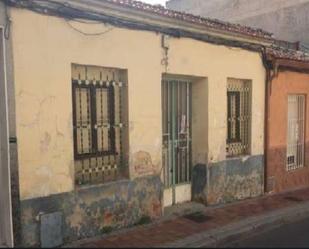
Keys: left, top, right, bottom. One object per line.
{"left": 0, "top": 0, "right": 276, "bottom": 247}
{"left": 265, "top": 47, "right": 309, "bottom": 194}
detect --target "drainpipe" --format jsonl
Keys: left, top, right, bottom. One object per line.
{"left": 261, "top": 47, "right": 277, "bottom": 194}
{"left": 261, "top": 47, "right": 271, "bottom": 194}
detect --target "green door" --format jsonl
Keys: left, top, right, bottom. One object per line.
{"left": 162, "top": 78, "right": 192, "bottom": 206}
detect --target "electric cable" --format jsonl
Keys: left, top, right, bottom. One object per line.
{"left": 65, "top": 18, "right": 114, "bottom": 36}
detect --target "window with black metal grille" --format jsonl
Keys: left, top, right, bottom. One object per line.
{"left": 72, "top": 64, "right": 127, "bottom": 185}
{"left": 226, "top": 78, "right": 251, "bottom": 157}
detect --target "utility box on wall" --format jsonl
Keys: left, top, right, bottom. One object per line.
{"left": 40, "top": 212, "right": 63, "bottom": 248}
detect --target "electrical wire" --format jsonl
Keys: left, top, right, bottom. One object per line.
{"left": 4, "top": 3, "right": 11, "bottom": 40}
{"left": 5, "top": 0, "right": 265, "bottom": 53}
{"left": 67, "top": 18, "right": 104, "bottom": 25}
{"left": 65, "top": 18, "right": 114, "bottom": 36}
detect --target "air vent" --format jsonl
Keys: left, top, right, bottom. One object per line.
{"left": 40, "top": 212, "right": 63, "bottom": 248}
{"left": 183, "top": 212, "right": 212, "bottom": 223}
{"left": 267, "top": 176, "right": 275, "bottom": 193}
{"left": 284, "top": 196, "right": 304, "bottom": 202}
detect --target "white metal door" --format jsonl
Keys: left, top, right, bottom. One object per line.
{"left": 162, "top": 78, "right": 192, "bottom": 207}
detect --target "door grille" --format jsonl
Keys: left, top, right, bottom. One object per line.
{"left": 162, "top": 79, "right": 192, "bottom": 188}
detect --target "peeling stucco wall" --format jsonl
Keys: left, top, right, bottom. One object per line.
{"left": 191, "top": 155, "right": 264, "bottom": 206}
{"left": 20, "top": 175, "right": 162, "bottom": 247}
{"left": 207, "top": 155, "right": 264, "bottom": 205}
{"left": 132, "top": 151, "right": 160, "bottom": 178}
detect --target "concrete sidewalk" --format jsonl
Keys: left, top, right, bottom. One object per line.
{"left": 66, "top": 187, "right": 309, "bottom": 248}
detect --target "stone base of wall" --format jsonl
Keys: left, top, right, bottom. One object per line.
{"left": 206, "top": 155, "right": 264, "bottom": 205}
{"left": 192, "top": 164, "right": 207, "bottom": 203}
{"left": 267, "top": 145, "right": 309, "bottom": 194}
{"left": 18, "top": 156, "right": 265, "bottom": 247}
{"left": 18, "top": 175, "right": 163, "bottom": 247}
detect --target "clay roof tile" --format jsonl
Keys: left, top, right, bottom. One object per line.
{"left": 267, "top": 46, "right": 309, "bottom": 62}
{"left": 104, "top": 0, "right": 273, "bottom": 40}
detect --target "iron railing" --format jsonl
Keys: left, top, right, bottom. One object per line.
{"left": 227, "top": 78, "right": 251, "bottom": 157}
{"left": 287, "top": 95, "right": 305, "bottom": 171}
{"left": 72, "top": 65, "right": 126, "bottom": 185}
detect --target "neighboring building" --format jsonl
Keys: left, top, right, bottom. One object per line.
{"left": 0, "top": 0, "right": 288, "bottom": 247}
{"left": 167, "top": 0, "right": 309, "bottom": 49}
{"left": 265, "top": 47, "right": 309, "bottom": 194}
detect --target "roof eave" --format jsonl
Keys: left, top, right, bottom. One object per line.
{"left": 267, "top": 55, "right": 309, "bottom": 72}
{"left": 53, "top": 0, "right": 274, "bottom": 46}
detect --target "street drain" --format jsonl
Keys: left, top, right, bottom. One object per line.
{"left": 183, "top": 212, "right": 212, "bottom": 223}
{"left": 284, "top": 196, "right": 304, "bottom": 202}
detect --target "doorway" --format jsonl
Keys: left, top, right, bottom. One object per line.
{"left": 162, "top": 77, "right": 192, "bottom": 207}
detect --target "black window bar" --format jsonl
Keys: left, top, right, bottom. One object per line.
{"left": 226, "top": 79, "right": 251, "bottom": 157}
{"left": 72, "top": 79, "right": 117, "bottom": 160}
{"left": 227, "top": 91, "right": 241, "bottom": 143}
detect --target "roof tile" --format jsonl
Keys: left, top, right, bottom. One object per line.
{"left": 105, "top": 0, "right": 273, "bottom": 40}
{"left": 267, "top": 46, "right": 309, "bottom": 62}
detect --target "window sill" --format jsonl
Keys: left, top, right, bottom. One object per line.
{"left": 75, "top": 174, "right": 129, "bottom": 192}
{"left": 226, "top": 154, "right": 251, "bottom": 162}
{"left": 74, "top": 151, "right": 118, "bottom": 160}
{"left": 286, "top": 166, "right": 306, "bottom": 173}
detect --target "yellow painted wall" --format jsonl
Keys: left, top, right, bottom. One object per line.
{"left": 11, "top": 8, "right": 265, "bottom": 200}
{"left": 167, "top": 39, "right": 265, "bottom": 162}
{"left": 192, "top": 77, "right": 209, "bottom": 166}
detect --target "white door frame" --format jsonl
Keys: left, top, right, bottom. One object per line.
{"left": 0, "top": 26, "right": 14, "bottom": 248}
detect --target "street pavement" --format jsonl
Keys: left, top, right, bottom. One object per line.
{"left": 228, "top": 217, "right": 309, "bottom": 248}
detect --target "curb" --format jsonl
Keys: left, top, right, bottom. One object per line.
{"left": 162, "top": 200, "right": 309, "bottom": 248}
